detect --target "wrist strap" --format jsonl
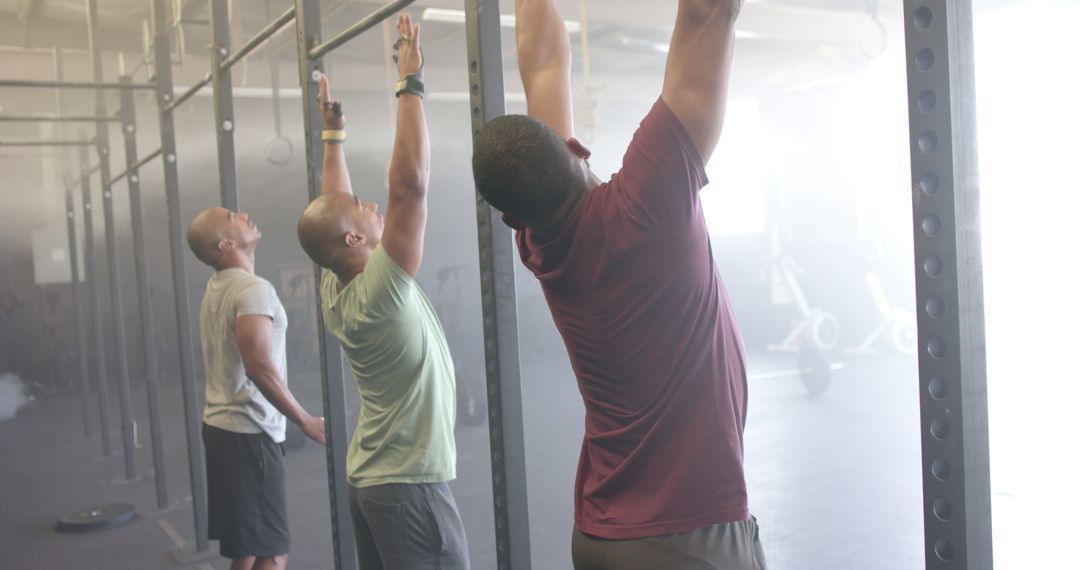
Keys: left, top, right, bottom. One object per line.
{"left": 322, "top": 130, "right": 346, "bottom": 143}
{"left": 395, "top": 72, "right": 425, "bottom": 99}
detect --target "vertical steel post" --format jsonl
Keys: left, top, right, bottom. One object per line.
{"left": 55, "top": 47, "right": 95, "bottom": 439}
{"left": 293, "top": 2, "right": 359, "bottom": 568}
{"left": 119, "top": 76, "right": 169, "bottom": 509}
{"left": 86, "top": 0, "right": 137, "bottom": 480}
{"left": 151, "top": 0, "right": 210, "bottom": 552}
{"left": 464, "top": 1, "right": 531, "bottom": 568}
{"left": 903, "top": 1, "right": 993, "bottom": 568}
{"left": 79, "top": 139, "right": 113, "bottom": 457}
{"left": 209, "top": 0, "right": 240, "bottom": 211}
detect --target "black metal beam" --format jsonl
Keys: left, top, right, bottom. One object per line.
{"left": 87, "top": 0, "right": 137, "bottom": 482}
{"left": 464, "top": 1, "right": 532, "bottom": 568}
{"left": 307, "top": 0, "right": 415, "bottom": 61}
{"left": 151, "top": 0, "right": 210, "bottom": 552}
{"left": 294, "top": 1, "right": 359, "bottom": 568}
{"left": 0, "top": 79, "right": 157, "bottom": 90}
{"left": 55, "top": 47, "right": 94, "bottom": 440}
{"left": 79, "top": 140, "right": 113, "bottom": 458}
{"left": 120, "top": 75, "right": 169, "bottom": 510}
{"left": 209, "top": 0, "right": 239, "bottom": 211}
{"left": 903, "top": 1, "right": 993, "bottom": 568}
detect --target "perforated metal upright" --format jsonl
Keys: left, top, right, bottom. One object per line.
{"left": 54, "top": 48, "right": 95, "bottom": 440}
{"left": 209, "top": 0, "right": 240, "bottom": 211}
{"left": 86, "top": 0, "right": 138, "bottom": 480}
{"left": 119, "top": 75, "right": 170, "bottom": 510}
{"left": 464, "top": 1, "right": 532, "bottom": 568}
{"left": 78, "top": 138, "right": 113, "bottom": 458}
{"left": 293, "top": 1, "right": 359, "bottom": 567}
{"left": 150, "top": 0, "right": 210, "bottom": 553}
{"left": 903, "top": 1, "right": 993, "bottom": 568}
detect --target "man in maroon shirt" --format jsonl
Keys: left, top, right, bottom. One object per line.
{"left": 473, "top": 0, "right": 764, "bottom": 568}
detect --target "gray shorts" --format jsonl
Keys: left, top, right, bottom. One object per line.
{"left": 572, "top": 517, "right": 768, "bottom": 570}
{"left": 348, "top": 482, "right": 470, "bottom": 570}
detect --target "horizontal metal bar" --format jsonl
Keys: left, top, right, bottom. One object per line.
{"left": 0, "top": 115, "right": 121, "bottom": 122}
{"left": 308, "top": 0, "right": 415, "bottom": 60}
{"left": 221, "top": 6, "right": 297, "bottom": 73}
{"left": 0, "top": 79, "right": 157, "bottom": 90}
{"left": 107, "top": 147, "right": 163, "bottom": 187}
{"left": 0, "top": 139, "right": 96, "bottom": 147}
{"left": 166, "top": 73, "right": 212, "bottom": 112}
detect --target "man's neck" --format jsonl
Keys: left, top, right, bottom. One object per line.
{"left": 216, "top": 255, "right": 254, "bottom": 275}
{"left": 334, "top": 253, "right": 371, "bottom": 287}
{"left": 530, "top": 183, "right": 593, "bottom": 238}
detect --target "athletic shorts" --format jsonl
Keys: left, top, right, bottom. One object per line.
{"left": 572, "top": 517, "right": 768, "bottom": 570}
{"left": 348, "top": 482, "right": 470, "bottom": 570}
{"left": 203, "top": 423, "right": 290, "bottom": 560}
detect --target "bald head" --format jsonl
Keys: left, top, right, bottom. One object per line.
{"left": 187, "top": 207, "right": 228, "bottom": 268}
{"left": 298, "top": 193, "right": 359, "bottom": 270}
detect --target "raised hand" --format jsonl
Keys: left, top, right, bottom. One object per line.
{"left": 317, "top": 73, "right": 345, "bottom": 130}
{"left": 393, "top": 13, "right": 423, "bottom": 80}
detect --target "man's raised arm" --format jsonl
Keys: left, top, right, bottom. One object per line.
{"left": 661, "top": 0, "right": 743, "bottom": 164}
{"left": 381, "top": 13, "right": 430, "bottom": 278}
{"left": 516, "top": 0, "right": 573, "bottom": 139}
{"left": 317, "top": 74, "right": 354, "bottom": 196}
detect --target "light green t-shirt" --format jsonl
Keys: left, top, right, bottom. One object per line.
{"left": 321, "top": 245, "right": 457, "bottom": 488}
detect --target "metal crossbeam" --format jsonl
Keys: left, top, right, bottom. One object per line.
{"left": 0, "top": 79, "right": 157, "bottom": 90}
{"left": 220, "top": 6, "right": 296, "bottom": 72}
{"left": 106, "top": 147, "right": 163, "bottom": 187}
{"left": 0, "top": 139, "right": 95, "bottom": 147}
{"left": 0, "top": 115, "right": 121, "bottom": 122}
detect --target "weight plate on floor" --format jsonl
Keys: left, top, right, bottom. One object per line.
{"left": 56, "top": 503, "right": 136, "bottom": 533}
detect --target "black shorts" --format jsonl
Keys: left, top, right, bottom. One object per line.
{"left": 203, "top": 423, "right": 290, "bottom": 560}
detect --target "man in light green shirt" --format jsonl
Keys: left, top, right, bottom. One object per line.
{"left": 296, "top": 14, "right": 468, "bottom": 569}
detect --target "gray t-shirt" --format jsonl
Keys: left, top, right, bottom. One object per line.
{"left": 198, "top": 268, "right": 289, "bottom": 443}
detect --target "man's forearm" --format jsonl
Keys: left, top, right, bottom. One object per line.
{"left": 321, "top": 140, "right": 353, "bottom": 195}
{"left": 247, "top": 365, "right": 313, "bottom": 428}
{"left": 388, "top": 95, "right": 429, "bottom": 198}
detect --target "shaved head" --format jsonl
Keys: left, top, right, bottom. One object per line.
{"left": 298, "top": 193, "right": 384, "bottom": 272}
{"left": 187, "top": 207, "right": 228, "bottom": 268}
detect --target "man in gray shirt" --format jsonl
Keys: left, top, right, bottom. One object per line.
{"left": 187, "top": 206, "right": 325, "bottom": 570}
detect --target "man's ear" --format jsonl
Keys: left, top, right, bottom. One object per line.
{"left": 566, "top": 137, "right": 592, "bottom": 161}
{"left": 344, "top": 231, "right": 366, "bottom": 248}
{"left": 501, "top": 213, "right": 526, "bottom": 231}
{"left": 216, "top": 238, "right": 234, "bottom": 252}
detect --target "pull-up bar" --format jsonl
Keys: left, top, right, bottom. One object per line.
{"left": 0, "top": 79, "right": 157, "bottom": 90}
{"left": 221, "top": 6, "right": 297, "bottom": 72}
{"left": 107, "top": 147, "right": 164, "bottom": 187}
{"left": 307, "top": 0, "right": 416, "bottom": 60}
{"left": 0, "top": 115, "right": 122, "bottom": 123}
{"left": 0, "top": 139, "right": 96, "bottom": 147}
{"left": 166, "top": 6, "right": 297, "bottom": 114}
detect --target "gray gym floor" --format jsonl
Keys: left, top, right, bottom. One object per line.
{"left": 0, "top": 351, "right": 925, "bottom": 569}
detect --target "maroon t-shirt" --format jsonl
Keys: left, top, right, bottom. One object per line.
{"left": 517, "top": 99, "right": 750, "bottom": 540}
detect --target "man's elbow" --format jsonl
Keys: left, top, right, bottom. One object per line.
{"left": 389, "top": 172, "right": 428, "bottom": 201}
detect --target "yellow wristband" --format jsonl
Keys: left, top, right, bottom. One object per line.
{"left": 321, "top": 130, "right": 347, "bottom": 142}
